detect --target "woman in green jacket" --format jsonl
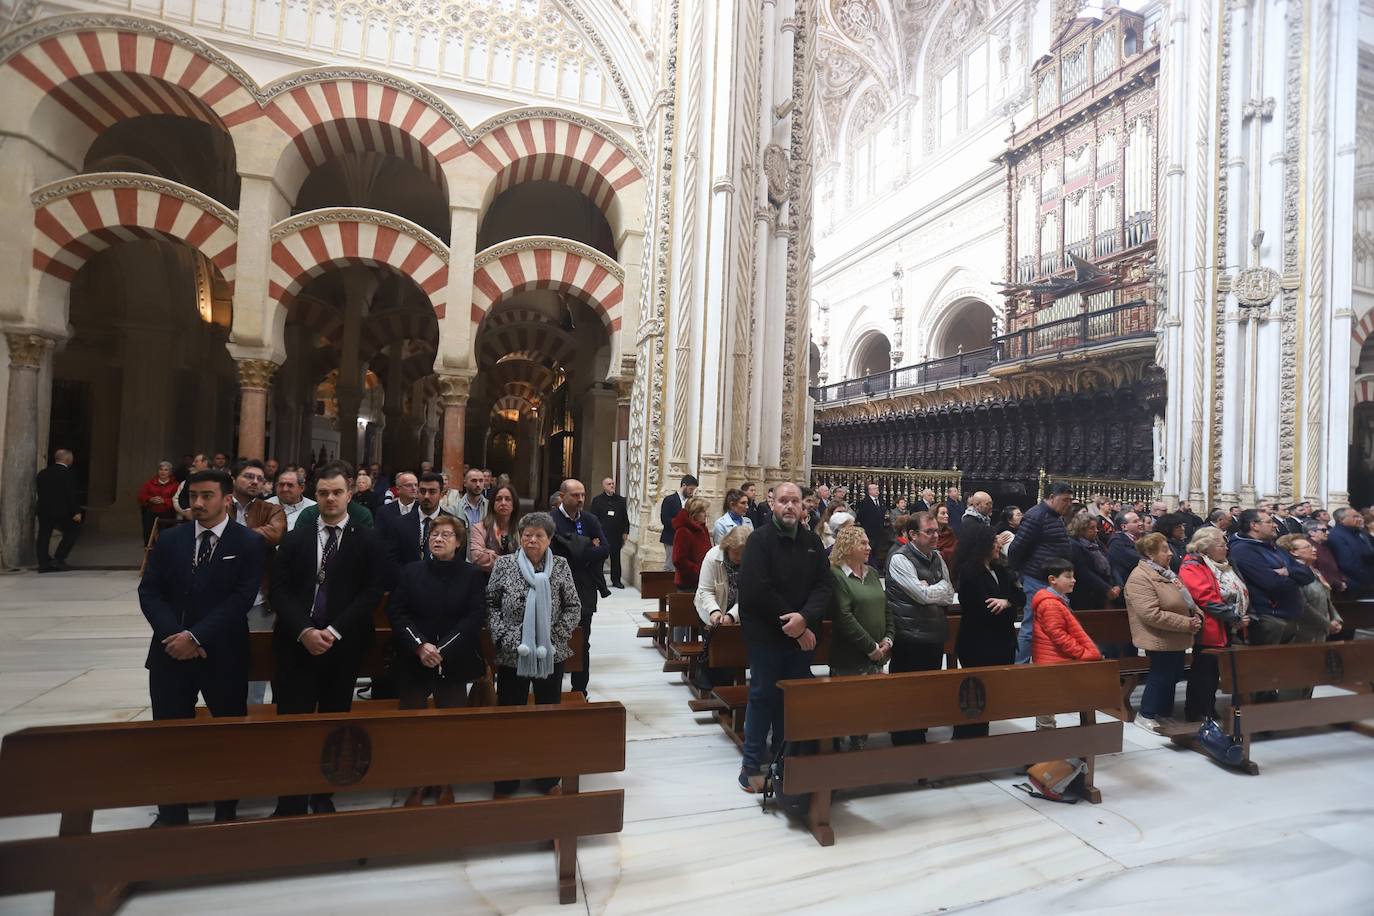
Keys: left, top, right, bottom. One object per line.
{"left": 828, "top": 525, "right": 894, "bottom": 750}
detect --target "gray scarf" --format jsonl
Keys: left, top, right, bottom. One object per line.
{"left": 1145, "top": 558, "right": 1200, "bottom": 614}
{"left": 515, "top": 549, "right": 555, "bottom": 678}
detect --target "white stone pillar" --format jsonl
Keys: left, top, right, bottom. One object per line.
{"left": 0, "top": 333, "right": 57, "bottom": 569}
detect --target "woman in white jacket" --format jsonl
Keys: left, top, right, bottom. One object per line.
{"left": 695, "top": 525, "right": 751, "bottom": 626}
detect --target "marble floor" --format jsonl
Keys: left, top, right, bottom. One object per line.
{"left": 1, "top": 571, "right": 1372, "bottom": 914}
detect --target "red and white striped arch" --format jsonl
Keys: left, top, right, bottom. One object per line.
{"left": 1353, "top": 308, "right": 1374, "bottom": 355}
{"left": 31, "top": 174, "right": 237, "bottom": 288}
{"left": 1355, "top": 376, "right": 1374, "bottom": 406}
{"left": 264, "top": 78, "right": 468, "bottom": 192}
{"left": 268, "top": 210, "right": 449, "bottom": 317}
{"left": 4, "top": 26, "right": 256, "bottom": 138}
{"left": 476, "top": 309, "right": 580, "bottom": 370}
{"left": 471, "top": 239, "right": 624, "bottom": 332}
{"left": 470, "top": 114, "right": 644, "bottom": 219}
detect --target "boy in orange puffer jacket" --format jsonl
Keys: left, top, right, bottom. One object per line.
{"left": 1030, "top": 558, "right": 1102, "bottom": 728}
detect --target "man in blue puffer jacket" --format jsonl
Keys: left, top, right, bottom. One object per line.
{"left": 1229, "top": 508, "right": 1314, "bottom": 645}
{"left": 1006, "top": 482, "right": 1074, "bottom": 663}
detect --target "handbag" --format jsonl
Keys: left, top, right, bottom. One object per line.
{"left": 467, "top": 664, "right": 498, "bottom": 707}
{"left": 1196, "top": 714, "right": 1245, "bottom": 766}
{"left": 1014, "top": 758, "right": 1086, "bottom": 803}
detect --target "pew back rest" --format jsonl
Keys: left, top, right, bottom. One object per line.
{"left": 1333, "top": 600, "right": 1374, "bottom": 631}
{"left": 1072, "top": 609, "right": 1136, "bottom": 645}
{"left": 667, "top": 592, "right": 699, "bottom": 628}
{"left": 1217, "top": 641, "right": 1374, "bottom": 695}
{"left": 706, "top": 621, "right": 833, "bottom": 668}
{"left": 640, "top": 570, "right": 675, "bottom": 600}
{"left": 780, "top": 661, "right": 1121, "bottom": 741}
{"left": 0, "top": 702, "right": 626, "bottom": 819}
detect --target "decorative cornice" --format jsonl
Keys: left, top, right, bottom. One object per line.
{"left": 472, "top": 107, "right": 649, "bottom": 179}
{"left": 4, "top": 332, "right": 55, "bottom": 369}
{"left": 269, "top": 208, "right": 448, "bottom": 263}
{"left": 473, "top": 235, "right": 624, "bottom": 282}
{"left": 30, "top": 172, "right": 239, "bottom": 229}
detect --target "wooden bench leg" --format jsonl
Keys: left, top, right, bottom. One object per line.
{"left": 1119, "top": 674, "right": 1139, "bottom": 722}
{"left": 554, "top": 775, "right": 580, "bottom": 904}
{"left": 1077, "top": 712, "right": 1103, "bottom": 804}
{"left": 55, "top": 811, "right": 125, "bottom": 916}
{"left": 802, "top": 741, "right": 836, "bottom": 846}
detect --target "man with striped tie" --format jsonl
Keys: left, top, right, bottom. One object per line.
{"left": 138, "top": 469, "right": 266, "bottom": 826}
{"left": 269, "top": 461, "right": 386, "bottom": 816}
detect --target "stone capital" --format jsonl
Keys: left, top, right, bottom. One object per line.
{"left": 5, "top": 333, "right": 56, "bottom": 370}
{"left": 436, "top": 372, "right": 475, "bottom": 407}
{"left": 235, "top": 357, "right": 280, "bottom": 390}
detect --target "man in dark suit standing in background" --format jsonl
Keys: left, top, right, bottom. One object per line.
{"left": 590, "top": 476, "right": 628, "bottom": 588}
{"left": 137, "top": 470, "right": 265, "bottom": 825}
{"left": 659, "top": 474, "right": 698, "bottom": 572}
{"left": 381, "top": 472, "right": 453, "bottom": 583}
{"left": 855, "top": 481, "right": 888, "bottom": 562}
{"left": 553, "top": 478, "right": 609, "bottom": 696}
{"left": 35, "top": 448, "right": 82, "bottom": 572}
{"left": 270, "top": 462, "right": 385, "bottom": 816}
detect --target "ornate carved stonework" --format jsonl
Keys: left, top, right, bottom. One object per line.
{"left": 473, "top": 235, "right": 622, "bottom": 279}
{"left": 473, "top": 107, "right": 649, "bottom": 174}
{"left": 270, "top": 209, "right": 448, "bottom": 261}
{"left": 436, "top": 373, "right": 473, "bottom": 406}
{"left": 764, "top": 144, "right": 790, "bottom": 206}
{"left": 4, "top": 333, "right": 55, "bottom": 369}
{"left": 235, "top": 358, "right": 280, "bottom": 390}
{"left": 30, "top": 173, "right": 239, "bottom": 228}
{"left": 1234, "top": 266, "right": 1282, "bottom": 308}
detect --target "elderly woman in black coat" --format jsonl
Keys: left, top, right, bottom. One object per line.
{"left": 386, "top": 514, "right": 487, "bottom": 806}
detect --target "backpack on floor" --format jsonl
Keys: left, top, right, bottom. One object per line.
{"left": 1014, "top": 757, "right": 1086, "bottom": 803}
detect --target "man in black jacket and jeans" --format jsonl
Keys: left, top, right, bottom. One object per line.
{"left": 736, "top": 482, "right": 832, "bottom": 793}
{"left": 1007, "top": 482, "right": 1074, "bottom": 663}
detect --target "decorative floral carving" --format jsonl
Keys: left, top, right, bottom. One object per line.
{"left": 235, "top": 358, "right": 280, "bottom": 390}
{"left": 763, "top": 144, "right": 790, "bottom": 206}
{"left": 436, "top": 372, "right": 473, "bottom": 406}
{"left": 4, "top": 333, "right": 55, "bottom": 369}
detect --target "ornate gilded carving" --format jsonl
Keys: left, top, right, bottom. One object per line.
{"left": 235, "top": 358, "right": 280, "bottom": 390}
{"left": 4, "top": 333, "right": 55, "bottom": 369}
{"left": 30, "top": 173, "right": 239, "bottom": 228}
{"left": 1234, "top": 265, "right": 1282, "bottom": 308}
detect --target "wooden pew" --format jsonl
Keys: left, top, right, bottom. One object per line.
{"left": 1333, "top": 599, "right": 1374, "bottom": 634}
{"left": 637, "top": 569, "right": 676, "bottom": 651}
{"left": 1171, "top": 640, "right": 1374, "bottom": 774}
{"left": 665, "top": 592, "right": 706, "bottom": 685}
{"left": 699, "top": 623, "right": 833, "bottom": 748}
{"left": 1070, "top": 608, "right": 1159, "bottom": 721}
{"left": 0, "top": 702, "right": 627, "bottom": 910}
{"left": 778, "top": 661, "right": 1124, "bottom": 846}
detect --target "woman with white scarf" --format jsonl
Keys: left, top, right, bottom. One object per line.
{"left": 1124, "top": 532, "right": 1203, "bottom": 733}
{"left": 486, "top": 512, "right": 581, "bottom": 797}
{"left": 1179, "top": 526, "right": 1251, "bottom": 722}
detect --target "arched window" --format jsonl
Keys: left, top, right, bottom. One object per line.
{"left": 936, "top": 301, "right": 997, "bottom": 357}
{"left": 850, "top": 332, "right": 892, "bottom": 380}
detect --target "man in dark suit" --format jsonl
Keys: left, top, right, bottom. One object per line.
{"left": 381, "top": 472, "right": 453, "bottom": 583}
{"left": 137, "top": 470, "right": 265, "bottom": 825}
{"left": 1106, "top": 511, "right": 1144, "bottom": 589}
{"left": 35, "top": 448, "right": 82, "bottom": 572}
{"left": 855, "top": 482, "right": 888, "bottom": 560}
{"left": 590, "top": 476, "right": 628, "bottom": 588}
{"left": 750, "top": 487, "right": 774, "bottom": 529}
{"left": 269, "top": 462, "right": 385, "bottom": 816}
{"left": 553, "top": 478, "right": 609, "bottom": 696}
{"left": 659, "top": 474, "right": 698, "bottom": 572}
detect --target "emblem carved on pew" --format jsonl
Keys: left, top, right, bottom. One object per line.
{"left": 321, "top": 726, "right": 372, "bottom": 786}
{"left": 958, "top": 676, "right": 987, "bottom": 719}
{"left": 1325, "top": 649, "right": 1344, "bottom": 684}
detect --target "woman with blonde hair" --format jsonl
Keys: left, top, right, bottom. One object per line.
{"left": 671, "top": 496, "right": 712, "bottom": 591}
{"left": 827, "top": 524, "right": 891, "bottom": 750}
{"left": 1178, "top": 525, "right": 1250, "bottom": 721}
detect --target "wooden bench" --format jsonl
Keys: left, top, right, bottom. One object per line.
{"left": 1070, "top": 608, "right": 1162, "bottom": 721}
{"left": 1170, "top": 640, "right": 1374, "bottom": 774}
{"left": 697, "top": 623, "right": 833, "bottom": 748}
{"left": 0, "top": 702, "right": 627, "bottom": 911}
{"left": 664, "top": 592, "right": 705, "bottom": 681}
{"left": 637, "top": 569, "right": 676, "bottom": 652}
{"left": 1333, "top": 599, "right": 1374, "bottom": 634}
{"left": 777, "top": 661, "right": 1124, "bottom": 846}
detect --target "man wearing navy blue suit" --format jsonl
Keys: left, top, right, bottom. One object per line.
{"left": 138, "top": 469, "right": 265, "bottom": 826}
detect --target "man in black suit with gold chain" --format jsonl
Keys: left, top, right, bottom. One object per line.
{"left": 270, "top": 461, "right": 385, "bottom": 816}
{"left": 138, "top": 469, "right": 265, "bottom": 825}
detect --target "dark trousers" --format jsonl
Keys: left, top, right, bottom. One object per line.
{"left": 273, "top": 642, "right": 364, "bottom": 815}
{"left": 889, "top": 639, "right": 945, "bottom": 745}
{"left": 1185, "top": 641, "right": 1221, "bottom": 721}
{"left": 396, "top": 656, "right": 469, "bottom": 709}
{"left": 740, "top": 639, "right": 814, "bottom": 773}
{"left": 36, "top": 515, "right": 80, "bottom": 569}
{"left": 570, "top": 612, "right": 593, "bottom": 695}
{"left": 1139, "top": 649, "right": 1187, "bottom": 720}
{"left": 495, "top": 663, "right": 564, "bottom": 794}
{"left": 148, "top": 654, "right": 247, "bottom": 823}
{"left": 608, "top": 538, "right": 623, "bottom": 586}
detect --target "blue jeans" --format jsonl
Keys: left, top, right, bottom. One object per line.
{"left": 741, "top": 639, "right": 814, "bottom": 773}
{"left": 1140, "top": 650, "right": 1187, "bottom": 720}
{"left": 1016, "top": 576, "right": 1047, "bottom": 664}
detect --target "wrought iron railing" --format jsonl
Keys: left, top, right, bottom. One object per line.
{"left": 992, "top": 299, "right": 1156, "bottom": 363}
{"left": 810, "top": 349, "right": 995, "bottom": 405}
{"left": 1038, "top": 468, "right": 1161, "bottom": 506}
{"left": 811, "top": 465, "right": 962, "bottom": 509}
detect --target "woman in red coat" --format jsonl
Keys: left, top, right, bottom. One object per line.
{"left": 138, "top": 460, "right": 180, "bottom": 544}
{"left": 671, "top": 497, "right": 713, "bottom": 591}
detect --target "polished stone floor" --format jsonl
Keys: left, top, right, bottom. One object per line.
{"left": 1, "top": 571, "right": 1372, "bottom": 914}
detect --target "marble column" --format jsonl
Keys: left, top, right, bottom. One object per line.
{"left": 1, "top": 333, "right": 56, "bottom": 569}
{"left": 235, "top": 358, "right": 279, "bottom": 461}
{"left": 436, "top": 372, "right": 473, "bottom": 475}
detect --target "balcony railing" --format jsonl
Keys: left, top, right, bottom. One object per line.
{"left": 810, "top": 300, "right": 1157, "bottom": 406}
{"left": 992, "top": 299, "right": 1156, "bottom": 363}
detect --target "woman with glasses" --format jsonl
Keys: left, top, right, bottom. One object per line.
{"left": 386, "top": 514, "right": 487, "bottom": 806}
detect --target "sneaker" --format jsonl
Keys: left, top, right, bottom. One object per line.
{"left": 738, "top": 769, "right": 765, "bottom": 794}
{"left": 1135, "top": 715, "right": 1163, "bottom": 735}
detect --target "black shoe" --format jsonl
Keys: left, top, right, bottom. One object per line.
{"left": 612, "top": 582, "right": 625, "bottom": 589}
{"left": 149, "top": 814, "right": 187, "bottom": 828}
{"left": 37, "top": 566, "right": 58, "bottom": 574}
{"left": 213, "top": 801, "right": 238, "bottom": 822}
{"left": 310, "top": 795, "right": 336, "bottom": 814}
